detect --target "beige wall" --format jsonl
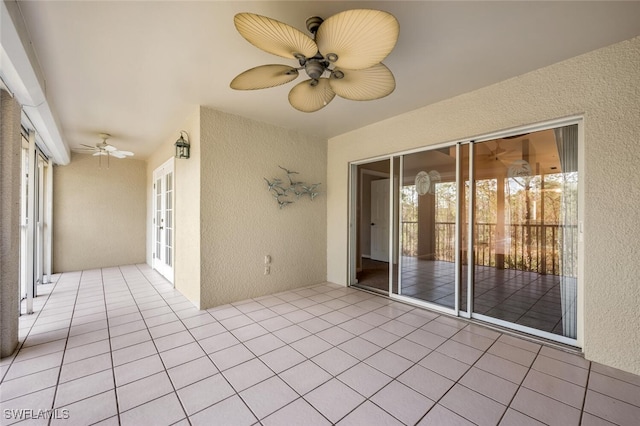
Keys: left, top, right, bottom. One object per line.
{"left": 146, "top": 106, "right": 201, "bottom": 307}
{"left": 53, "top": 152, "right": 146, "bottom": 272}
{"left": 199, "top": 108, "right": 327, "bottom": 308}
{"left": 327, "top": 36, "right": 640, "bottom": 375}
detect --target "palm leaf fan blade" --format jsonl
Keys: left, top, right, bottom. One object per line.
{"left": 234, "top": 13, "right": 317, "bottom": 60}
{"left": 231, "top": 65, "right": 299, "bottom": 90}
{"left": 316, "top": 9, "right": 399, "bottom": 70}
{"left": 330, "top": 63, "right": 395, "bottom": 101}
{"left": 288, "top": 78, "right": 335, "bottom": 112}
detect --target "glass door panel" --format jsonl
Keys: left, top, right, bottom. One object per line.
{"left": 471, "top": 125, "right": 578, "bottom": 339}
{"left": 395, "top": 146, "right": 458, "bottom": 309}
{"left": 351, "top": 160, "right": 391, "bottom": 294}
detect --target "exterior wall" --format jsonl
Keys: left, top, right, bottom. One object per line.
{"left": 327, "top": 36, "right": 640, "bottom": 375}
{"left": 199, "top": 108, "right": 327, "bottom": 308}
{"left": 53, "top": 152, "right": 146, "bottom": 271}
{"left": 146, "top": 106, "right": 201, "bottom": 307}
{"left": 0, "top": 90, "right": 22, "bottom": 357}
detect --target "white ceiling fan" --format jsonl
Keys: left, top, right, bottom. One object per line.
{"left": 77, "top": 133, "right": 134, "bottom": 167}
{"left": 230, "top": 9, "right": 400, "bottom": 112}
{"left": 485, "top": 141, "right": 509, "bottom": 161}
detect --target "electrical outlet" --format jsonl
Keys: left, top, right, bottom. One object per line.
{"left": 264, "top": 265, "right": 271, "bottom": 275}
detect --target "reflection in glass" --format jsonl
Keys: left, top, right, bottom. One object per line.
{"left": 472, "top": 125, "right": 578, "bottom": 338}
{"left": 396, "top": 147, "right": 458, "bottom": 309}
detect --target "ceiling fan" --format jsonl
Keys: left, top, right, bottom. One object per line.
{"left": 230, "top": 9, "right": 400, "bottom": 112}
{"left": 486, "top": 141, "right": 508, "bottom": 160}
{"left": 77, "top": 133, "right": 134, "bottom": 167}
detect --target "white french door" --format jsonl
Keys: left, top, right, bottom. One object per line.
{"left": 20, "top": 130, "right": 52, "bottom": 315}
{"left": 152, "top": 158, "right": 175, "bottom": 283}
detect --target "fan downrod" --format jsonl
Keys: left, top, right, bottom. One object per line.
{"left": 305, "top": 16, "right": 323, "bottom": 34}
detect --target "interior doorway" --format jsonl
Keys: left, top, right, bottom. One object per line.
{"left": 370, "top": 178, "right": 390, "bottom": 262}
{"left": 350, "top": 160, "right": 391, "bottom": 293}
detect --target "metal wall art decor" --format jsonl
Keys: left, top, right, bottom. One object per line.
{"left": 265, "top": 166, "right": 321, "bottom": 209}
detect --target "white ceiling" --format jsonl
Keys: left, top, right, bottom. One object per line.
{"left": 15, "top": 1, "right": 640, "bottom": 159}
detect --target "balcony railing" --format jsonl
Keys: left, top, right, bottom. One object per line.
{"left": 402, "top": 221, "right": 577, "bottom": 276}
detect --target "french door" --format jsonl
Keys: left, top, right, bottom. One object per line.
{"left": 20, "top": 130, "right": 52, "bottom": 315}
{"left": 349, "top": 119, "right": 582, "bottom": 345}
{"left": 152, "top": 158, "right": 175, "bottom": 283}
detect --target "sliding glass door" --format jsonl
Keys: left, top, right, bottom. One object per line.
{"left": 471, "top": 125, "right": 579, "bottom": 341}
{"left": 349, "top": 120, "right": 580, "bottom": 344}
{"left": 394, "top": 146, "right": 460, "bottom": 311}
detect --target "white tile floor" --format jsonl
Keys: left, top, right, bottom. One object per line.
{"left": 1, "top": 264, "right": 640, "bottom": 425}
{"left": 358, "top": 258, "right": 571, "bottom": 335}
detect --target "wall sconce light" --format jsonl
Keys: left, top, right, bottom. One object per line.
{"left": 175, "top": 130, "right": 190, "bottom": 159}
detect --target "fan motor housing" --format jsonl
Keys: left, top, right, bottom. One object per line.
{"left": 305, "top": 60, "right": 326, "bottom": 80}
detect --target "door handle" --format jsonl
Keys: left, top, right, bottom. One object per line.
{"left": 159, "top": 226, "right": 164, "bottom": 230}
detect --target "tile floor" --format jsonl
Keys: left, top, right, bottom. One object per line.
{"left": 1, "top": 264, "right": 639, "bottom": 425}
{"left": 358, "top": 258, "right": 572, "bottom": 336}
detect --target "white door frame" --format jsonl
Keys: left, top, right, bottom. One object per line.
{"left": 35, "top": 154, "right": 45, "bottom": 290}
{"left": 152, "top": 158, "right": 175, "bottom": 284}
{"left": 43, "top": 157, "right": 53, "bottom": 284}
{"left": 20, "top": 139, "right": 29, "bottom": 311}
{"left": 24, "top": 130, "right": 36, "bottom": 313}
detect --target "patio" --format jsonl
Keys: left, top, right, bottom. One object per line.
{"left": 1, "top": 265, "right": 637, "bottom": 425}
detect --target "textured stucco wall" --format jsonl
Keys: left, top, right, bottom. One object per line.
{"left": 0, "top": 90, "right": 21, "bottom": 357}
{"left": 327, "top": 36, "right": 640, "bottom": 374}
{"left": 175, "top": 111, "right": 201, "bottom": 307}
{"left": 146, "top": 107, "right": 201, "bottom": 307}
{"left": 53, "top": 152, "right": 146, "bottom": 271}
{"left": 199, "top": 108, "right": 327, "bottom": 309}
